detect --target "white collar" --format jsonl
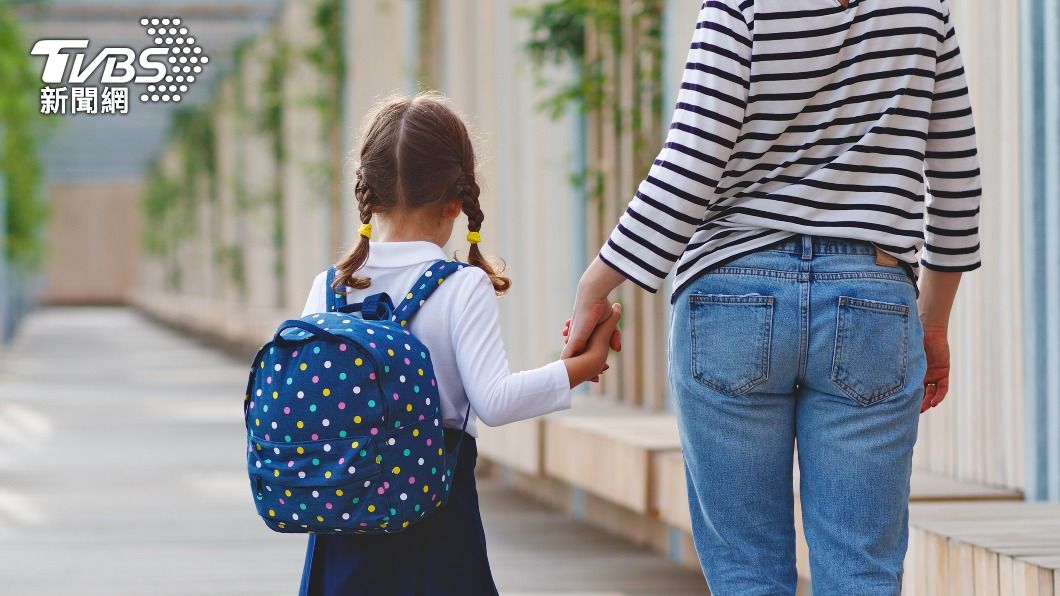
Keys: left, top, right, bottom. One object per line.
{"left": 365, "top": 241, "right": 448, "bottom": 268}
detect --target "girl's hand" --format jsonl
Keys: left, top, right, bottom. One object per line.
{"left": 563, "top": 319, "right": 610, "bottom": 383}
{"left": 564, "top": 303, "right": 622, "bottom": 388}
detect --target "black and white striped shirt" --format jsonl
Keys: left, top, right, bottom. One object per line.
{"left": 599, "top": 0, "right": 982, "bottom": 297}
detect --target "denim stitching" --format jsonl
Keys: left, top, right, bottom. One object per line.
{"left": 839, "top": 296, "right": 911, "bottom": 314}
{"left": 797, "top": 270, "right": 810, "bottom": 380}
{"left": 767, "top": 247, "right": 877, "bottom": 256}
{"left": 705, "top": 267, "right": 803, "bottom": 280}
{"left": 811, "top": 272, "right": 917, "bottom": 288}
{"left": 689, "top": 294, "right": 774, "bottom": 396}
{"left": 705, "top": 267, "right": 915, "bottom": 287}
{"left": 831, "top": 297, "right": 909, "bottom": 406}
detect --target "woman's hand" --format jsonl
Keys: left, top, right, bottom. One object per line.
{"left": 917, "top": 268, "right": 962, "bottom": 413}
{"left": 562, "top": 257, "right": 626, "bottom": 359}
{"left": 921, "top": 324, "right": 950, "bottom": 412}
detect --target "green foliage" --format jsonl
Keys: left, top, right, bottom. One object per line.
{"left": 140, "top": 102, "right": 220, "bottom": 290}
{"left": 139, "top": 14, "right": 302, "bottom": 297}
{"left": 272, "top": 194, "right": 285, "bottom": 280}
{"left": 516, "top": 0, "right": 621, "bottom": 119}
{"left": 260, "top": 42, "right": 288, "bottom": 163}
{"left": 139, "top": 166, "right": 187, "bottom": 289}
{"left": 308, "top": 0, "right": 344, "bottom": 85}
{"left": 413, "top": 0, "right": 440, "bottom": 90}
{"left": 517, "top": 0, "right": 665, "bottom": 196}
{"left": 140, "top": 168, "right": 178, "bottom": 256}
{"left": 213, "top": 244, "right": 245, "bottom": 291}
{"left": 307, "top": 0, "right": 345, "bottom": 121}
{"left": 232, "top": 42, "right": 250, "bottom": 216}
{"left": 0, "top": 4, "right": 50, "bottom": 267}
{"left": 308, "top": 0, "right": 345, "bottom": 248}
{"left": 141, "top": 107, "right": 213, "bottom": 244}
{"left": 261, "top": 42, "right": 288, "bottom": 287}
{"left": 227, "top": 42, "right": 250, "bottom": 296}
{"left": 172, "top": 106, "right": 217, "bottom": 202}
{"left": 628, "top": 1, "right": 664, "bottom": 162}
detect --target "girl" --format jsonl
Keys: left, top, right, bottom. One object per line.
{"left": 297, "top": 92, "right": 620, "bottom": 596}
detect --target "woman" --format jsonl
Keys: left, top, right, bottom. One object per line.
{"left": 563, "top": 1, "right": 980, "bottom": 594}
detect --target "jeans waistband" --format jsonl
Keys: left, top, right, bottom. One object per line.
{"left": 765, "top": 234, "right": 879, "bottom": 258}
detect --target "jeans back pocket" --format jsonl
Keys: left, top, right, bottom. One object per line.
{"left": 831, "top": 296, "right": 909, "bottom": 406}
{"left": 690, "top": 293, "right": 774, "bottom": 396}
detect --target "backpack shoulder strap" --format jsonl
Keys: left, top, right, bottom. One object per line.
{"left": 391, "top": 259, "right": 475, "bottom": 476}
{"left": 325, "top": 265, "right": 349, "bottom": 313}
{"left": 391, "top": 260, "right": 467, "bottom": 327}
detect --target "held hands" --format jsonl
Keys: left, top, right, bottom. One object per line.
{"left": 561, "top": 303, "right": 622, "bottom": 388}
{"left": 561, "top": 257, "right": 627, "bottom": 360}
{"left": 562, "top": 296, "right": 623, "bottom": 359}
{"left": 559, "top": 257, "right": 627, "bottom": 388}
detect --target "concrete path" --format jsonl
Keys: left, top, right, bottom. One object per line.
{"left": 0, "top": 308, "right": 706, "bottom": 595}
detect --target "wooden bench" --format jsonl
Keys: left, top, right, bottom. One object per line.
{"left": 475, "top": 417, "right": 545, "bottom": 476}
{"left": 476, "top": 401, "right": 687, "bottom": 557}
{"left": 543, "top": 413, "right": 681, "bottom": 514}
{"left": 478, "top": 399, "right": 683, "bottom": 514}
{"left": 906, "top": 502, "right": 1060, "bottom": 595}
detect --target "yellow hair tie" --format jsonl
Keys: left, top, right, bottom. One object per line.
{"left": 467, "top": 231, "right": 481, "bottom": 245}
{"left": 359, "top": 223, "right": 372, "bottom": 239}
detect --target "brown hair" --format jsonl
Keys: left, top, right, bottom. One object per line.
{"left": 332, "top": 92, "right": 510, "bottom": 295}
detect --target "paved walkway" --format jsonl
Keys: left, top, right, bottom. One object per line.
{"left": 0, "top": 308, "right": 706, "bottom": 595}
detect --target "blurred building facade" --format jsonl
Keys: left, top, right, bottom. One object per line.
{"left": 18, "top": 1, "right": 280, "bottom": 306}
{"left": 33, "top": 0, "right": 1060, "bottom": 588}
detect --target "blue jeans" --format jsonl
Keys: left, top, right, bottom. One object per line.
{"left": 669, "top": 234, "right": 926, "bottom": 595}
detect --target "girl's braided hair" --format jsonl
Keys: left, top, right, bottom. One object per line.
{"left": 333, "top": 92, "right": 510, "bottom": 295}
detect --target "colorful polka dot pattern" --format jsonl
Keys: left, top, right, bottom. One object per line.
{"left": 245, "top": 260, "right": 467, "bottom": 534}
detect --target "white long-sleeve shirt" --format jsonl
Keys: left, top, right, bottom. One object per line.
{"left": 599, "top": 0, "right": 982, "bottom": 298}
{"left": 301, "top": 241, "right": 571, "bottom": 437}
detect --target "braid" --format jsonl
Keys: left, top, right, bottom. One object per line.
{"left": 355, "top": 170, "right": 375, "bottom": 226}
{"left": 333, "top": 167, "right": 374, "bottom": 291}
{"left": 458, "top": 180, "right": 482, "bottom": 231}
{"left": 458, "top": 175, "right": 510, "bottom": 295}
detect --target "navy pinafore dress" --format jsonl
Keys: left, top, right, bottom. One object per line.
{"left": 298, "top": 429, "right": 498, "bottom": 596}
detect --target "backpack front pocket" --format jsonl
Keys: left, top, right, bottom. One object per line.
{"left": 248, "top": 435, "right": 395, "bottom": 533}
{"left": 689, "top": 293, "right": 774, "bottom": 396}
{"left": 831, "top": 296, "right": 909, "bottom": 406}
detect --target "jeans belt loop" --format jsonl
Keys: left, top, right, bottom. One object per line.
{"left": 801, "top": 234, "right": 813, "bottom": 260}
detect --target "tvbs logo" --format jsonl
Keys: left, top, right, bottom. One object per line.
{"left": 31, "top": 17, "right": 208, "bottom": 114}
{"left": 32, "top": 39, "right": 168, "bottom": 85}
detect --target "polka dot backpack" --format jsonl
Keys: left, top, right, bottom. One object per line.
{"left": 244, "top": 259, "right": 470, "bottom": 534}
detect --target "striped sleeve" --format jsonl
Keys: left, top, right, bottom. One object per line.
{"left": 598, "top": 0, "right": 752, "bottom": 291}
{"left": 921, "top": 3, "right": 982, "bottom": 272}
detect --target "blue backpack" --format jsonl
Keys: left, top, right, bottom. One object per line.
{"left": 244, "top": 259, "right": 469, "bottom": 534}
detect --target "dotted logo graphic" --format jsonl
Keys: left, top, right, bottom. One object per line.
{"left": 138, "top": 17, "right": 208, "bottom": 103}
